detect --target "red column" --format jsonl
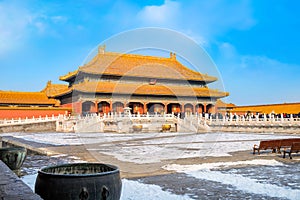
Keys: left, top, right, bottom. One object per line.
{"left": 143, "top": 102, "right": 147, "bottom": 114}
{"left": 195, "top": 104, "right": 200, "bottom": 113}
{"left": 139, "top": 103, "right": 143, "bottom": 114}
{"left": 94, "top": 101, "right": 98, "bottom": 113}
{"left": 212, "top": 105, "right": 216, "bottom": 114}
{"left": 164, "top": 103, "right": 168, "bottom": 113}
{"left": 75, "top": 101, "right": 82, "bottom": 114}
{"left": 110, "top": 101, "right": 113, "bottom": 112}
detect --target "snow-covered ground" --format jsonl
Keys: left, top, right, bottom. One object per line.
{"left": 163, "top": 159, "right": 300, "bottom": 200}
{"left": 5, "top": 131, "right": 299, "bottom": 199}
{"left": 2, "top": 132, "right": 179, "bottom": 146}
{"left": 2, "top": 132, "right": 298, "bottom": 164}
{"left": 3, "top": 131, "right": 297, "bottom": 146}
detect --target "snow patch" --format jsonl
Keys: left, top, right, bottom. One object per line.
{"left": 187, "top": 170, "right": 299, "bottom": 199}
{"left": 121, "top": 179, "right": 192, "bottom": 200}
{"left": 163, "top": 159, "right": 284, "bottom": 172}
{"left": 21, "top": 173, "right": 37, "bottom": 191}
{"left": 163, "top": 159, "right": 300, "bottom": 200}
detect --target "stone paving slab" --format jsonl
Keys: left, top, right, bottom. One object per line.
{"left": 0, "top": 160, "right": 42, "bottom": 200}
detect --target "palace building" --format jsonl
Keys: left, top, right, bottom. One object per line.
{"left": 52, "top": 46, "right": 229, "bottom": 115}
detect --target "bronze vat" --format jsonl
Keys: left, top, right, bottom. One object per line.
{"left": 35, "top": 163, "right": 122, "bottom": 200}
{"left": 0, "top": 147, "right": 27, "bottom": 170}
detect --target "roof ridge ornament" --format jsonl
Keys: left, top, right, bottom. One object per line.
{"left": 98, "top": 44, "right": 106, "bottom": 54}
{"left": 170, "top": 52, "right": 176, "bottom": 60}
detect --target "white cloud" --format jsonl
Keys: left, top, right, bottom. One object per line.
{"left": 51, "top": 16, "right": 68, "bottom": 24}
{"left": 135, "top": 0, "right": 255, "bottom": 46}
{"left": 216, "top": 41, "right": 299, "bottom": 73}
{"left": 218, "top": 42, "right": 238, "bottom": 61}
{"left": 240, "top": 55, "right": 297, "bottom": 71}
{"left": 0, "top": 1, "right": 69, "bottom": 55}
{"left": 137, "top": 0, "right": 180, "bottom": 26}
{"left": 186, "top": 0, "right": 256, "bottom": 35}
{"left": 0, "top": 1, "right": 33, "bottom": 54}
{"left": 215, "top": 41, "right": 300, "bottom": 105}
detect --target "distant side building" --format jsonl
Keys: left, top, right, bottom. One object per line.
{"left": 229, "top": 102, "right": 300, "bottom": 115}
{"left": 0, "top": 81, "right": 71, "bottom": 119}
{"left": 215, "top": 99, "right": 236, "bottom": 115}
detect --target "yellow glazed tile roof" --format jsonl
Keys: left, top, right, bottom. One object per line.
{"left": 215, "top": 99, "right": 236, "bottom": 108}
{"left": 231, "top": 103, "right": 300, "bottom": 114}
{"left": 55, "top": 81, "right": 228, "bottom": 98}
{"left": 60, "top": 52, "right": 217, "bottom": 82}
{"left": 41, "top": 81, "right": 69, "bottom": 97}
{"left": 0, "top": 91, "right": 58, "bottom": 105}
{"left": 59, "top": 70, "right": 78, "bottom": 82}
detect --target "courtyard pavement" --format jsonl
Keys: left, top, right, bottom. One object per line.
{"left": 1, "top": 131, "right": 300, "bottom": 199}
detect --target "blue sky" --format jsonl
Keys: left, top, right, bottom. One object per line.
{"left": 0, "top": 0, "right": 299, "bottom": 105}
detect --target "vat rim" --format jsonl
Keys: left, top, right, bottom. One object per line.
{"left": 37, "top": 162, "right": 120, "bottom": 178}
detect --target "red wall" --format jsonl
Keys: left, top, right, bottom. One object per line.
{"left": 0, "top": 108, "right": 70, "bottom": 119}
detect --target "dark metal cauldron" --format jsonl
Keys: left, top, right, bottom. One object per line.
{"left": 35, "top": 163, "right": 122, "bottom": 200}
{"left": 0, "top": 147, "right": 27, "bottom": 170}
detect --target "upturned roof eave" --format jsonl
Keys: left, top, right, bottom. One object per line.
{"left": 50, "top": 88, "right": 73, "bottom": 98}
{"left": 59, "top": 70, "right": 79, "bottom": 81}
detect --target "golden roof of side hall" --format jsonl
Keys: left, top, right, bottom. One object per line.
{"left": 215, "top": 99, "right": 236, "bottom": 108}
{"left": 55, "top": 81, "right": 229, "bottom": 98}
{"left": 41, "top": 81, "right": 69, "bottom": 97}
{"left": 60, "top": 51, "right": 217, "bottom": 83}
{"left": 0, "top": 90, "right": 58, "bottom": 105}
{"left": 230, "top": 102, "right": 300, "bottom": 114}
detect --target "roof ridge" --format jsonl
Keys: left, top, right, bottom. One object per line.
{"left": 98, "top": 51, "right": 174, "bottom": 61}
{"left": 79, "top": 51, "right": 176, "bottom": 69}
{"left": 0, "top": 90, "right": 46, "bottom": 94}
{"left": 236, "top": 102, "right": 300, "bottom": 108}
